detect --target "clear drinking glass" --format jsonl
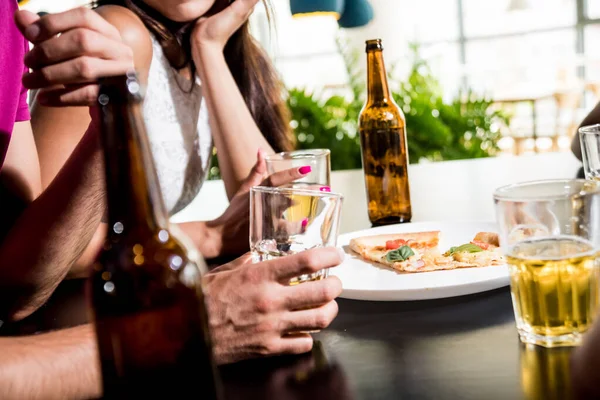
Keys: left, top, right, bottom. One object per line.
{"left": 250, "top": 186, "right": 343, "bottom": 284}
{"left": 494, "top": 179, "right": 600, "bottom": 347}
{"left": 265, "top": 149, "right": 331, "bottom": 187}
{"left": 579, "top": 124, "right": 600, "bottom": 180}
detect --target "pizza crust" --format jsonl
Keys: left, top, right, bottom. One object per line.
{"left": 349, "top": 231, "right": 439, "bottom": 253}
{"left": 453, "top": 248, "right": 503, "bottom": 266}
{"left": 473, "top": 232, "right": 500, "bottom": 247}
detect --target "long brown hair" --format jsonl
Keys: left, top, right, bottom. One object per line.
{"left": 94, "top": 0, "right": 294, "bottom": 153}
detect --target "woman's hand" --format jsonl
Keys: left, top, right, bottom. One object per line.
{"left": 191, "top": 0, "right": 259, "bottom": 51}
{"left": 177, "top": 150, "right": 322, "bottom": 259}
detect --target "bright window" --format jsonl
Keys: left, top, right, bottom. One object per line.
{"left": 391, "top": 0, "right": 459, "bottom": 43}
{"left": 584, "top": 25, "right": 600, "bottom": 82}
{"left": 588, "top": 0, "right": 600, "bottom": 19}
{"left": 462, "top": 0, "right": 576, "bottom": 37}
{"left": 464, "top": 29, "right": 577, "bottom": 97}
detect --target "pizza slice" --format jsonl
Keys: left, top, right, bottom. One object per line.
{"left": 349, "top": 231, "right": 440, "bottom": 272}
{"left": 443, "top": 232, "right": 504, "bottom": 267}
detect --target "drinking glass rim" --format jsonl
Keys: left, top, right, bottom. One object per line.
{"left": 265, "top": 149, "right": 331, "bottom": 161}
{"left": 579, "top": 124, "right": 600, "bottom": 135}
{"left": 251, "top": 185, "right": 343, "bottom": 200}
{"left": 493, "top": 179, "right": 600, "bottom": 202}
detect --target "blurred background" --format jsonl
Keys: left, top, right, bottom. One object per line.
{"left": 19, "top": 0, "right": 600, "bottom": 174}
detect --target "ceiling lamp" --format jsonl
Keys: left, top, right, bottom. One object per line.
{"left": 338, "top": 0, "right": 374, "bottom": 28}
{"left": 290, "top": 0, "right": 345, "bottom": 19}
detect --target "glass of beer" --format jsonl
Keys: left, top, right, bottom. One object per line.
{"left": 494, "top": 179, "right": 600, "bottom": 347}
{"left": 579, "top": 124, "right": 600, "bottom": 180}
{"left": 265, "top": 149, "right": 331, "bottom": 188}
{"left": 250, "top": 186, "right": 343, "bottom": 284}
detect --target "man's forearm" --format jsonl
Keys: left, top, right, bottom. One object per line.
{"left": 0, "top": 324, "right": 101, "bottom": 400}
{"left": 0, "top": 128, "right": 105, "bottom": 321}
{"left": 67, "top": 223, "right": 108, "bottom": 279}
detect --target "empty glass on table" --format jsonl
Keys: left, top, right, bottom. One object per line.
{"left": 494, "top": 179, "right": 600, "bottom": 348}
{"left": 250, "top": 186, "right": 343, "bottom": 284}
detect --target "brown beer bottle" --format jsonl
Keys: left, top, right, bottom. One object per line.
{"left": 359, "top": 39, "right": 412, "bottom": 226}
{"left": 90, "top": 72, "right": 222, "bottom": 399}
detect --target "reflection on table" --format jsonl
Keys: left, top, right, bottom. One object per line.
{"left": 520, "top": 345, "right": 574, "bottom": 400}
{"left": 222, "top": 341, "right": 354, "bottom": 400}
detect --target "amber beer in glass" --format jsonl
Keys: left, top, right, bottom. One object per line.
{"left": 495, "top": 179, "right": 600, "bottom": 348}
{"left": 359, "top": 39, "right": 412, "bottom": 226}
{"left": 90, "top": 73, "right": 221, "bottom": 398}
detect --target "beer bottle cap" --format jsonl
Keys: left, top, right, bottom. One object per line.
{"left": 365, "top": 39, "right": 383, "bottom": 52}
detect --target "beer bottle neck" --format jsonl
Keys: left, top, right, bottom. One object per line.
{"left": 366, "top": 49, "right": 391, "bottom": 105}
{"left": 99, "top": 75, "right": 168, "bottom": 237}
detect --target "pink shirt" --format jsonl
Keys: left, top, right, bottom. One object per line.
{"left": 0, "top": 0, "right": 30, "bottom": 168}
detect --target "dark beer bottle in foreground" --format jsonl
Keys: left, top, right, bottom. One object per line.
{"left": 90, "top": 72, "right": 221, "bottom": 399}
{"left": 359, "top": 39, "right": 412, "bottom": 226}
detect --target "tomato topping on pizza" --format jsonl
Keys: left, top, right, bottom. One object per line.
{"left": 470, "top": 240, "right": 489, "bottom": 250}
{"left": 385, "top": 239, "right": 408, "bottom": 250}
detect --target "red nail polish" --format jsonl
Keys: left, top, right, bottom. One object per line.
{"left": 320, "top": 186, "right": 331, "bottom": 192}
{"left": 301, "top": 218, "right": 308, "bottom": 228}
{"left": 298, "top": 166, "right": 312, "bottom": 175}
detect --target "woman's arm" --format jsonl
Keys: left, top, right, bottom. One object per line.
{"left": 571, "top": 101, "right": 600, "bottom": 161}
{"left": 191, "top": 0, "right": 274, "bottom": 199}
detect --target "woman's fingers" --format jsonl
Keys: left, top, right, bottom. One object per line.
{"left": 262, "top": 166, "right": 308, "bottom": 187}
{"left": 239, "top": 149, "right": 268, "bottom": 193}
{"left": 212, "top": 0, "right": 260, "bottom": 36}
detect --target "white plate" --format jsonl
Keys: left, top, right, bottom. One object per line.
{"left": 332, "top": 221, "right": 510, "bottom": 301}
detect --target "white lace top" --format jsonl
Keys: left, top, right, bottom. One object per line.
{"left": 143, "top": 35, "right": 213, "bottom": 215}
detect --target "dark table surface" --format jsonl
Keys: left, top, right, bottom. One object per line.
{"left": 2, "top": 279, "right": 577, "bottom": 400}
{"left": 2, "top": 156, "right": 587, "bottom": 399}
